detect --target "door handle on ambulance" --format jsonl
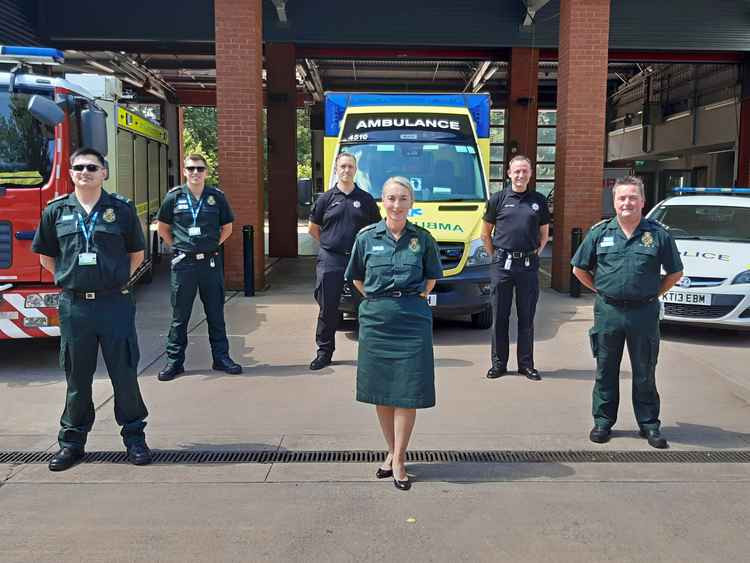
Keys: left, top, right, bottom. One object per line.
{"left": 15, "top": 230, "right": 36, "bottom": 240}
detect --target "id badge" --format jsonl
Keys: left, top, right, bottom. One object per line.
{"left": 78, "top": 252, "right": 97, "bottom": 266}
{"left": 188, "top": 226, "right": 202, "bottom": 236}
{"left": 504, "top": 255, "right": 512, "bottom": 270}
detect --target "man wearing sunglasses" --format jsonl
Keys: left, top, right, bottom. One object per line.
{"left": 156, "top": 154, "right": 242, "bottom": 380}
{"left": 32, "top": 147, "right": 151, "bottom": 471}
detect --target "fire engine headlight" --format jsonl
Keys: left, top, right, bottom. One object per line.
{"left": 25, "top": 294, "right": 44, "bottom": 308}
{"left": 43, "top": 293, "right": 60, "bottom": 307}
{"left": 731, "top": 270, "right": 750, "bottom": 285}
{"left": 466, "top": 239, "right": 491, "bottom": 267}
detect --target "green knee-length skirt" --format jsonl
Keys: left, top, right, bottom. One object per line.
{"left": 356, "top": 295, "right": 435, "bottom": 408}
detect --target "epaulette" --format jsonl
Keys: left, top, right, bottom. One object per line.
{"left": 210, "top": 186, "right": 224, "bottom": 193}
{"left": 111, "top": 193, "right": 132, "bottom": 204}
{"left": 45, "top": 193, "right": 69, "bottom": 206}
{"left": 648, "top": 218, "right": 669, "bottom": 230}
{"left": 589, "top": 218, "right": 609, "bottom": 231}
{"left": 358, "top": 223, "right": 378, "bottom": 235}
{"left": 168, "top": 185, "right": 182, "bottom": 193}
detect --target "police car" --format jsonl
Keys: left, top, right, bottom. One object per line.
{"left": 647, "top": 187, "right": 750, "bottom": 330}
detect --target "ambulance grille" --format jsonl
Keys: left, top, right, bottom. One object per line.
{"left": 437, "top": 242, "right": 464, "bottom": 270}
{"left": 665, "top": 303, "right": 736, "bottom": 318}
{"left": 0, "top": 222, "right": 11, "bottom": 268}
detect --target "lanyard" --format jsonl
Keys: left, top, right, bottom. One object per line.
{"left": 185, "top": 191, "right": 204, "bottom": 226}
{"left": 78, "top": 211, "right": 99, "bottom": 253}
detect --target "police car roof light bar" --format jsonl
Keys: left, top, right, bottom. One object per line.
{"left": 672, "top": 187, "right": 750, "bottom": 195}
{"left": 0, "top": 46, "right": 64, "bottom": 65}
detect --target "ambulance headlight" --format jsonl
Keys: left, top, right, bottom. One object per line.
{"left": 25, "top": 294, "right": 44, "bottom": 307}
{"left": 466, "top": 239, "right": 491, "bottom": 267}
{"left": 731, "top": 270, "right": 750, "bottom": 285}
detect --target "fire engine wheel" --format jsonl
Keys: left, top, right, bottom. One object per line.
{"left": 470, "top": 306, "right": 493, "bottom": 330}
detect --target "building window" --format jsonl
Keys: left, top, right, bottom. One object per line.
{"left": 489, "top": 109, "right": 505, "bottom": 194}
{"left": 536, "top": 110, "right": 556, "bottom": 199}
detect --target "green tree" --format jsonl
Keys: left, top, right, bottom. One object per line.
{"left": 183, "top": 106, "right": 219, "bottom": 185}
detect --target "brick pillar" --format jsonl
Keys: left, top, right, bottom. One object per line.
{"left": 215, "top": 0, "right": 265, "bottom": 290}
{"left": 506, "top": 47, "right": 539, "bottom": 187}
{"left": 551, "top": 0, "right": 611, "bottom": 292}
{"left": 736, "top": 60, "right": 750, "bottom": 187}
{"left": 267, "top": 43, "right": 298, "bottom": 257}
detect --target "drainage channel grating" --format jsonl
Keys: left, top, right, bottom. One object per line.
{"left": 1, "top": 449, "right": 750, "bottom": 465}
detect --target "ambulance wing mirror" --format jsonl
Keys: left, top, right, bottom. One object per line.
{"left": 27, "top": 95, "right": 64, "bottom": 127}
{"left": 80, "top": 107, "right": 108, "bottom": 156}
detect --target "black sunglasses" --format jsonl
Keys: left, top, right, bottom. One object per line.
{"left": 185, "top": 166, "right": 206, "bottom": 172}
{"left": 71, "top": 164, "right": 102, "bottom": 172}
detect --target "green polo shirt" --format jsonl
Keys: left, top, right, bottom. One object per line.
{"left": 571, "top": 217, "right": 683, "bottom": 300}
{"left": 157, "top": 185, "right": 234, "bottom": 253}
{"left": 345, "top": 219, "right": 443, "bottom": 295}
{"left": 32, "top": 191, "right": 145, "bottom": 291}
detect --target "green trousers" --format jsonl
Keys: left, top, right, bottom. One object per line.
{"left": 58, "top": 291, "right": 148, "bottom": 450}
{"left": 166, "top": 253, "right": 229, "bottom": 366}
{"left": 588, "top": 296, "right": 661, "bottom": 431}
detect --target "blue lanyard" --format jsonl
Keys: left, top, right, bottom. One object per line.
{"left": 78, "top": 211, "right": 98, "bottom": 253}
{"left": 186, "top": 191, "right": 204, "bottom": 226}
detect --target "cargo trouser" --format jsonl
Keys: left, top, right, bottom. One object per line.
{"left": 166, "top": 252, "right": 229, "bottom": 367}
{"left": 588, "top": 295, "right": 661, "bottom": 431}
{"left": 57, "top": 290, "right": 148, "bottom": 450}
{"left": 314, "top": 249, "right": 348, "bottom": 359}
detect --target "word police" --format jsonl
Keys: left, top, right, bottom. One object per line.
{"left": 355, "top": 118, "right": 461, "bottom": 131}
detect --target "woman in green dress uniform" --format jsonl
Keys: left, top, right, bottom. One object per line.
{"left": 345, "top": 177, "right": 443, "bottom": 491}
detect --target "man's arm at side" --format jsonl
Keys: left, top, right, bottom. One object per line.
{"left": 129, "top": 250, "right": 145, "bottom": 276}
{"left": 659, "top": 271, "right": 683, "bottom": 297}
{"left": 308, "top": 222, "right": 321, "bottom": 242}
{"left": 480, "top": 220, "right": 494, "bottom": 258}
{"left": 572, "top": 266, "right": 596, "bottom": 292}
{"left": 157, "top": 221, "right": 174, "bottom": 247}
{"left": 219, "top": 222, "right": 233, "bottom": 245}
{"left": 537, "top": 224, "right": 550, "bottom": 255}
{"left": 39, "top": 255, "right": 55, "bottom": 274}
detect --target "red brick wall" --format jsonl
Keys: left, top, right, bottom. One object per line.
{"left": 552, "top": 0, "right": 611, "bottom": 291}
{"left": 215, "top": 0, "right": 265, "bottom": 290}
{"left": 506, "top": 47, "right": 539, "bottom": 187}
{"left": 267, "top": 43, "right": 298, "bottom": 257}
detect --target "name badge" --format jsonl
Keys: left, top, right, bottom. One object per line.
{"left": 78, "top": 252, "right": 97, "bottom": 266}
{"left": 372, "top": 245, "right": 384, "bottom": 251}
{"left": 188, "top": 226, "right": 202, "bottom": 236}
{"left": 61, "top": 214, "right": 74, "bottom": 221}
{"left": 600, "top": 236, "right": 614, "bottom": 247}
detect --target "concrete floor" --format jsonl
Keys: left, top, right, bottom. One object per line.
{"left": 1, "top": 256, "right": 749, "bottom": 562}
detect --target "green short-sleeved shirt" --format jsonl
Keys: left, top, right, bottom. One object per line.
{"left": 345, "top": 220, "right": 443, "bottom": 295}
{"left": 32, "top": 191, "right": 145, "bottom": 291}
{"left": 571, "top": 217, "right": 684, "bottom": 300}
{"left": 157, "top": 185, "right": 234, "bottom": 253}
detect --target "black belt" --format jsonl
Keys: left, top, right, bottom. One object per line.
{"left": 174, "top": 250, "right": 219, "bottom": 260}
{"left": 498, "top": 249, "right": 536, "bottom": 259}
{"left": 64, "top": 287, "right": 129, "bottom": 300}
{"left": 599, "top": 293, "right": 657, "bottom": 307}
{"left": 320, "top": 248, "right": 351, "bottom": 257}
{"left": 366, "top": 289, "right": 422, "bottom": 300}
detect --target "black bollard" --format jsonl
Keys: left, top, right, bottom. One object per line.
{"left": 570, "top": 227, "right": 583, "bottom": 298}
{"left": 243, "top": 225, "right": 255, "bottom": 297}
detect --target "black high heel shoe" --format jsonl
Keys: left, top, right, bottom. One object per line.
{"left": 376, "top": 467, "right": 393, "bottom": 479}
{"left": 393, "top": 476, "right": 411, "bottom": 491}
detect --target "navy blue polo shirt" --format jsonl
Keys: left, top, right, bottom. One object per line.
{"left": 309, "top": 184, "right": 381, "bottom": 254}
{"left": 483, "top": 187, "right": 550, "bottom": 251}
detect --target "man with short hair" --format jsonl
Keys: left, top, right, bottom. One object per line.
{"left": 481, "top": 155, "right": 550, "bottom": 381}
{"left": 308, "top": 152, "right": 381, "bottom": 370}
{"left": 572, "top": 176, "right": 683, "bottom": 448}
{"left": 156, "top": 154, "right": 242, "bottom": 380}
{"left": 33, "top": 147, "right": 151, "bottom": 471}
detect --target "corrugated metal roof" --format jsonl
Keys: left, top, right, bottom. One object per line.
{"left": 0, "top": 0, "right": 41, "bottom": 46}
